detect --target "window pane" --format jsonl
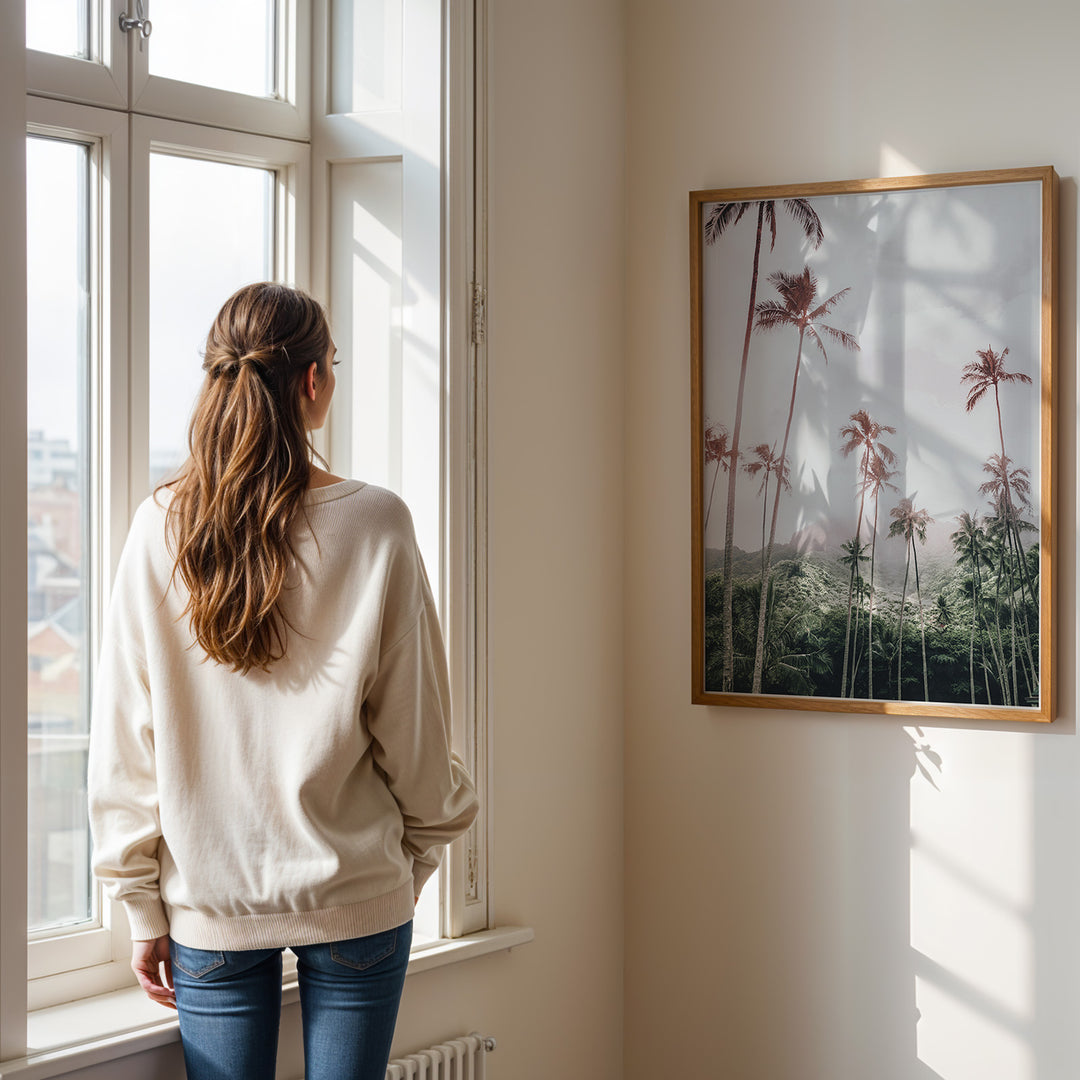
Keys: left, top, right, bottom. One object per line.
{"left": 26, "top": 0, "right": 89, "bottom": 58}
{"left": 149, "top": 0, "right": 277, "bottom": 99}
{"left": 149, "top": 154, "right": 274, "bottom": 487}
{"left": 26, "top": 136, "right": 93, "bottom": 933}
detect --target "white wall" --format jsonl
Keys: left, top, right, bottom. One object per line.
{"left": 623, "top": 1, "right": 1078, "bottom": 1078}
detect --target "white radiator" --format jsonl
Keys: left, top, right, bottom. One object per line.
{"left": 385, "top": 1033, "right": 496, "bottom": 1080}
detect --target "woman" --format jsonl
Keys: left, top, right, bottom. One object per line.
{"left": 88, "top": 283, "right": 478, "bottom": 1080}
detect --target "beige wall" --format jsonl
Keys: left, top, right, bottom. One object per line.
{"left": 624, "top": 1, "right": 1078, "bottom": 1078}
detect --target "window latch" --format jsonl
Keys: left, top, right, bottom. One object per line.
{"left": 119, "top": 0, "right": 152, "bottom": 38}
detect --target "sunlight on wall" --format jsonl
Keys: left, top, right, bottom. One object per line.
{"left": 909, "top": 729, "right": 1034, "bottom": 1079}
{"left": 880, "top": 144, "right": 925, "bottom": 179}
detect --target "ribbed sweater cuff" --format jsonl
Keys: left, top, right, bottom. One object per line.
{"left": 124, "top": 897, "right": 170, "bottom": 941}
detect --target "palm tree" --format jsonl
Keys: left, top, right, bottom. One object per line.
{"left": 839, "top": 535, "right": 869, "bottom": 694}
{"left": 862, "top": 456, "right": 898, "bottom": 699}
{"left": 951, "top": 511, "right": 987, "bottom": 704}
{"left": 888, "top": 496, "right": 934, "bottom": 701}
{"left": 980, "top": 453, "right": 1032, "bottom": 512}
{"left": 749, "top": 266, "right": 860, "bottom": 694}
{"left": 703, "top": 199, "right": 824, "bottom": 692}
{"left": 839, "top": 535, "right": 869, "bottom": 580}
{"left": 961, "top": 345, "right": 1033, "bottom": 470}
{"left": 980, "top": 452, "right": 1037, "bottom": 696}
{"left": 703, "top": 422, "right": 733, "bottom": 532}
{"left": 981, "top": 453, "right": 1037, "bottom": 608}
{"left": 981, "top": 517, "right": 1016, "bottom": 704}
{"left": 837, "top": 409, "right": 897, "bottom": 697}
{"left": 758, "top": 592, "right": 823, "bottom": 696}
{"left": 848, "top": 574, "right": 871, "bottom": 690}
{"left": 961, "top": 344, "right": 1037, "bottom": 698}
{"left": 934, "top": 594, "right": 952, "bottom": 630}
{"left": 744, "top": 443, "right": 789, "bottom": 582}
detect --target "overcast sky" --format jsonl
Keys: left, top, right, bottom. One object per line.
{"left": 701, "top": 180, "right": 1043, "bottom": 568}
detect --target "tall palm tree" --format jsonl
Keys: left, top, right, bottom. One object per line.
{"left": 951, "top": 511, "right": 987, "bottom": 705}
{"left": 839, "top": 535, "right": 869, "bottom": 694}
{"left": 837, "top": 409, "right": 896, "bottom": 697}
{"left": 848, "top": 574, "right": 871, "bottom": 690}
{"left": 961, "top": 345, "right": 1033, "bottom": 471}
{"left": 961, "top": 344, "right": 1037, "bottom": 698}
{"left": 744, "top": 443, "right": 790, "bottom": 582}
{"left": 980, "top": 453, "right": 1032, "bottom": 511}
{"left": 862, "top": 456, "right": 898, "bottom": 699}
{"left": 981, "top": 517, "right": 1016, "bottom": 704}
{"left": 749, "top": 266, "right": 860, "bottom": 694}
{"left": 703, "top": 422, "right": 733, "bottom": 532}
{"left": 934, "top": 594, "right": 952, "bottom": 630}
{"left": 980, "top": 452, "right": 1037, "bottom": 612}
{"left": 980, "top": 457, "right": 1037, "bottom": 702}
{"left": 839, "top": 535, "right": 870, "bottom": 581}
{"left": 888, "top": 496, "right": 934, "bottom": 701}
{"left": 703, "top": 199, "right": 824, "bottom": 692}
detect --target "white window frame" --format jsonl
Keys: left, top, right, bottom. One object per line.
{"left": 441, "top": 0, "right": 490, "bottom": 939}
{"left": 2, "top": 0, "right": 493, "bottom": 1056}
{"left": 24, "top": 96, "right": 130, "bottom": 1000}
{"left": 130, "top": 0, "right": 311, "bottom": 141}
{"left": 26, "top": 0, "right": 128, "bottom": 111}
{"left": 0, "top": 8, "right": 30, "bottom": 1062}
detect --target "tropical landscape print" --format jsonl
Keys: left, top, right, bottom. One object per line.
{"left": 693, "top": 171, "right": 1054, "bottom": 717}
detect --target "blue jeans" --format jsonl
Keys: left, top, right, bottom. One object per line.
{"left": 170, "top": 921, "right": 412, "bottom": 1080}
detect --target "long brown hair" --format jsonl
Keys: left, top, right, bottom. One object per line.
{"left": 160, "top": 282, "right": 332, "bottom": 674}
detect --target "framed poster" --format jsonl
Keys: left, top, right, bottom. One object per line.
{"left": 690, "top": 167, "right": 1057, "bottom": 721}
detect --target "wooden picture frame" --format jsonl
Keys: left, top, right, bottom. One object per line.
{"left": 690, "top": 167, "right": 1057, "bottom": 721}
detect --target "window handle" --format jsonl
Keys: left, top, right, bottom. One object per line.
{"left": 119, "top": 0, "right": 152, "bottom": 38}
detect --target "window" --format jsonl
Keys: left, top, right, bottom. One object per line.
{"left": 26, "top": 1, "right": 90, "bottom": 59}
{"left": 2, "top": 0, "right": 489, "bottom": 1055}
{"left": 147, "top": 153, "right": 275, "bottom": 484}
{"left": 147, "top": 0, "right": 277, "bottom": 99}
{"left": 26, "top": 134, "right": 93, "bottom": 938}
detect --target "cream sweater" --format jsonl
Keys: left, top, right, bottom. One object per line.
{"left": 88, "top": 480, "right": 478, "bottom": 950}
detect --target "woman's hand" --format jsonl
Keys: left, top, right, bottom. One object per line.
{"left": 131, "top": 935, "right": 176, "bottom": 1009}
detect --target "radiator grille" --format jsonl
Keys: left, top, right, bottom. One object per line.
{"left": 385, "top": 1033, "right": 496, "bottom": 1080}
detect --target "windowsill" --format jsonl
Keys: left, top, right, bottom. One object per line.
{"left": 1, "top": 927, "right": 533, "bottom": 1080}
